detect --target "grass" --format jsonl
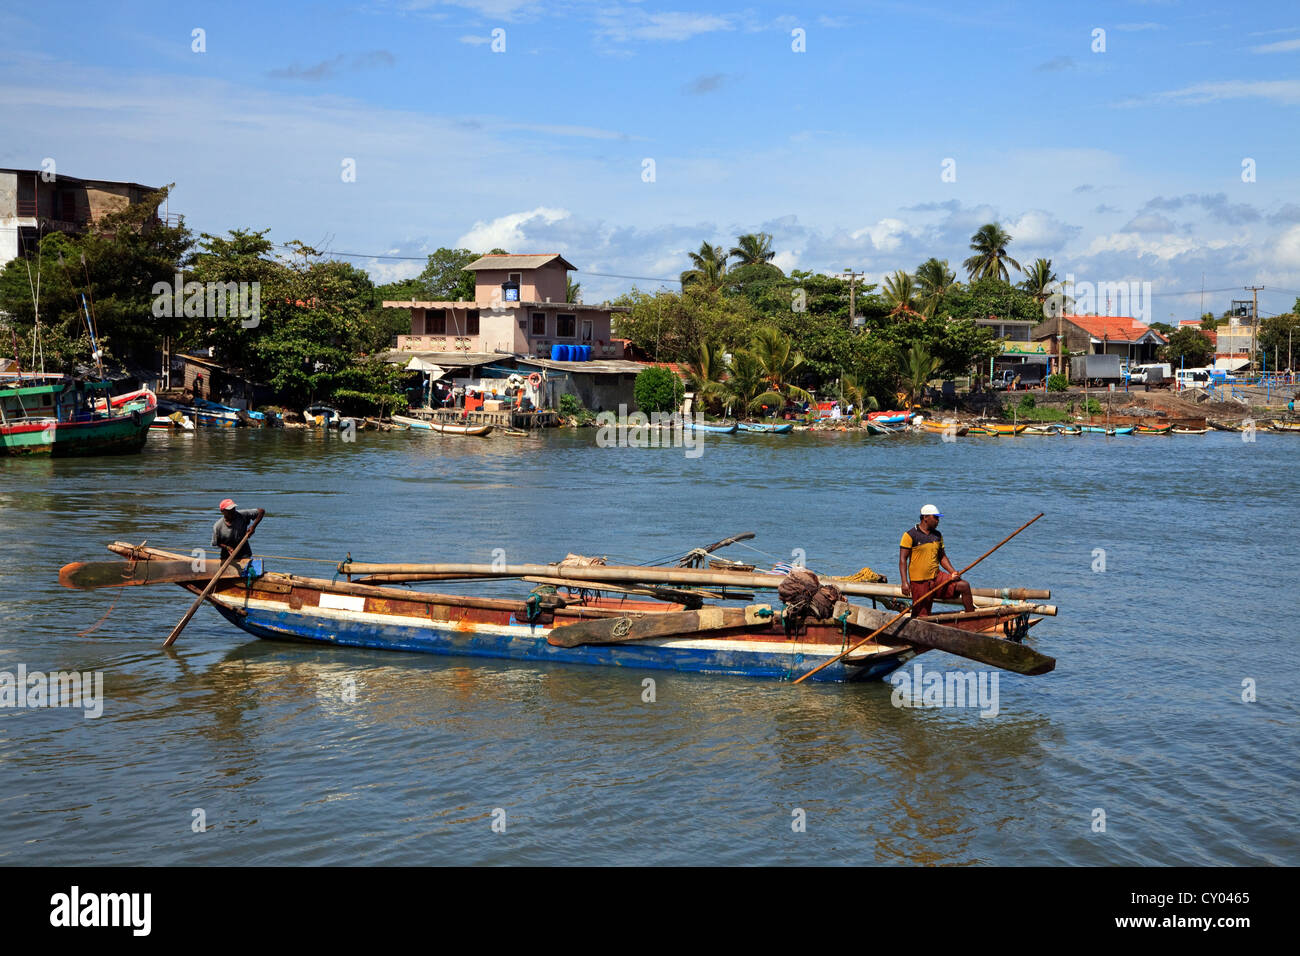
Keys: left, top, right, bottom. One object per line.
{"left": 1002, "top": 405, "right": 1071, "bottom": 422}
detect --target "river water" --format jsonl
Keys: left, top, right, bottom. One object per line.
{"left": 1, "top": 427, "right": 1296, "bottom": 865}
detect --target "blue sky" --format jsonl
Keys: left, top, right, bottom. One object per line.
{"left": 3, "top": 0, "right": 1299, "bottom": 317}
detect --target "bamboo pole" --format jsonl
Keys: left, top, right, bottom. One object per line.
{"left": 791, "top": 513, "right": 1045, "bottom": 684}
{"left": 338, "top": 560, "right": 1050, "bottom": 603}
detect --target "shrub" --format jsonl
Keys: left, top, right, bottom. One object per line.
{"left": 558, "top": 393, "right": 582, "bottom": 416}
{"left": 1084, "top": 397, "right": 1102, "bottom": 415}
{"left": 634, "top": 366, "right": 685, "bottom": 414}
{"left": 1018, "top": 394, "right": 1036, "bottom": 411}
{"left": 1048, "top": 373, "right": 1068, "bottom": 392}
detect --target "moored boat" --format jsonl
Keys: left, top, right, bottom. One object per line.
{"left": 866, "top": 420, "right": 903, "bottom": 435}
{"left": 1, "top": 380, "right": 155, "bottom": 456}
{"left": 683, "top": 420, "right": 738, "bottom": 434}
{"left": 1134, "top": 423, "right": 1173, "bottom": 434}
{"left": 737, "top": 421, "right": 794, "bottom": 434}
{"left": 978, "top": 422, "right": 1027, "bottom": 435}
{"left": 920, "top": 420, "right": 969, "bottom": 436}
{"left": 1270, "top": 420, "right": 1300, "bottom": 432}
{"left": 1171, "top": 426, "right": 1209, "bottom": 435}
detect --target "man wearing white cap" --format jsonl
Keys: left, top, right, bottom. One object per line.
{"left": 899, "top": 504, "right": 975, "bottom": 617}
{"left": 212, "top": 499, "right": 265, "bottom": 562}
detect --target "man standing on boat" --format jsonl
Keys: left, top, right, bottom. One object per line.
{"left": 213, "top": 498, "right": 265, "bottom": 562}
{"left": 899, "top": 505, "right": 975, "bottom": 617}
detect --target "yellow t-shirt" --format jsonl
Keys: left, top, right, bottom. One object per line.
{"left": 900, "top": 526, "right": 945, "bottom": 581}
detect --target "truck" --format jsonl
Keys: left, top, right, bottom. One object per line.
{"left": 1070, "top": 354, "right": 1123, "bottom": 386}
{"left": 992, "top": 363, "right": 1047, "bottom": 390}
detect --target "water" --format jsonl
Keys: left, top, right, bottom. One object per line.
{"left": 1, "top": 427, "right": 1296, "bottom": 865}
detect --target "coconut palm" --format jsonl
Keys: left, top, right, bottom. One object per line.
{"left": 962, "top": 223, "right": 1022, "bottom": 282}
{"left": 914, "top": 258, "right": 957, "bottom": 317}
{"left": 565, "top": 277, "right": 581, "bottom": 304}
{"left": 729, "top": 232, "right": 776, "bottom": 266}
{"left": 900, "top": 343, "right": 943, "bottom": 407}
{"left": 882, "top": 270, "right": 922, "bottom": 318}
{"left": 680, "top": 241, "right": 729, "bottom": 290}
{"left": 838, "top": 374, "right": 879, "bottom": 417}
{"left": 749, "top": 325, "right": 813, "bottom": 407}
{"left": 725, "top": 348, "right": 767, "bottom": 414}
{"left": 1018, "top": 258, "right": 1057, "bottom": 303}
{"left": 686, "top": 342, "right": 730, "bottom": 411}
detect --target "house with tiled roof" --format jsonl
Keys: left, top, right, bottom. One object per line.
{"left": 1032, "top": 314, "right": 1168, "bottom": 367}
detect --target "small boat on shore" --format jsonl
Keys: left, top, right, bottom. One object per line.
{"left": 1135, "top": 423, "right": 1173, "bottom": 435}
{"left": 866, "top": 420, "right": 903, "bottom": 435}
{"left": 1270, "top": 420, "right": 1300, "bottom": 433}
{"left": 391, "top": 414, "right": 432, "bottom": 431}
{"left": 867, "top": 410, "right": 914, "bottom": 425}
{"left": 920, "top": 420, "right": 969, "bottom": 436}
{"left": 978, "top": 422, "right": 1027, "bottom": 436}
{"left": 393, "top": 414, "right": 493, "bottom": 436}
{"left": 737, "top": 421, "right": 793, "bottom": 434}
{"left": 1171, "top": 426, "right": 1209, "bottom": 435}
{"left": 60, "top": 542, "right": 1058, "bottom": 685}
{"left": 683, "top": 420, "right": 738, "bottom": 434}
{"left": 1022, "top": 424, "right": 1061, "bottom": 436}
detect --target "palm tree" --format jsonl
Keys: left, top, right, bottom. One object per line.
{"left": 749, "top": 325, "right": 813, "bottom": 408}
{"left": 725, "top": 349, "right": 767, "bottom": 415}
{"left": 1019, "top": 258, "right": 1057, "bottom": 303}
{"left": 565, "top": 277, "right": 581, "bottom": 304}
{"left": 729, "top": 232, "right": 776, "bottom": 266}
{"left": 962, "top": 223, "right": 1022, "bottom": 282}
{"left": 838, "top": 374, "right": 879, "bottom": 417}
{"left": 914, "top": 258, "right": 956, "bottom": 317}
{"left": 686, "top": 342, "right": 730, "bottom": 411}
{"left": 680, "top": 241, "right": 729, "bottom": 290}
{"left": 900, "top": 343, "right": 944, "bottom": 406}
{"left": 882, "top": 270, "right": 922, "bottom": 318}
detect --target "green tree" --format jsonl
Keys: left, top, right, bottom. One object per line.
{"left": 749, "top": 325, "right": 812, "bottom": 406}
{"left": 566, "top": 276, "right": 581, "bottom": 304}
{"left": 900, "top": 343, "right": 943, "bottom": 406}
{"left": 915, "top": 258, "right": 957, "bottom": 317}
{"left": 1159, "top": 327, "right": 1215, "bottom": 368}
{"left": 962, "top": 223, "right": 1022, "bottom": 282}
{"left": 680, "top": 242, "right": 729, "bottom": 290}
{"left": 882, "top": 270, "right": 921, "bottom": 318}
{"left": 729, "top": 232, "right": 777, "bottom": 267}
{"left": 725, "top": 348, "right": 767, "bottom": 414}
{"left": 413, "top": 247, "right": 505, "bottom": 301}
{"left": 685, "top": 342, "right": 730, "bottom": 412}
{"left": 634, "top": 365, "right": 684, "bottom": 413}
{"left": 1258, "top": 313, "right": 1300, "bottom": 369}
{"left": 1019, "top": 257, "right": 1058, "bottom": 303}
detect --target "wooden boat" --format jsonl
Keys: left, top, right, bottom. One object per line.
{"left": 978, "top": 422, "right": 1026, "bottom": 436}
{"left": 1171, "top": 426, "right": 1209, "bottom": 435}
{"left": 683, "top": 420, "right": 738, "bottom": 434}
{"left": 1022, "top": 424, "right": 1061, "bottom": 436}
{"left": 1059, "top": 426, "right": 1082, "bottom": 436}
{"left": 966, "top": 425, "right": 1000, "bottom": 436}
{"left": 391, "top": 414, "right": 433, "bottom": 431}
{"left": 1207, "top": 420, "right": 1244, "bottom": 432}
{"left": 151, "top": 409, "right": 195, "bottom": 431}
{"left": 60, "top": 543, "right": 1058, "bottom": 684}
{"left": 1270, "top": 420, "right": 1300, "bottom": 432}
{"left": 430, "top": 421, "right": 493, "bottom": 436}
{"left": 1, "top": 380, "right": 155, "bottom": 456}
{"left": 1080, "top": 425, "right": 1134, "bottom": 435}
{"left": 867, "top": 410, "right": 913, "bottom": 425}
{"left": 303, "top": 404, "right": 356, "bottom": 429}
{"left": 865, "top": 420, "right": 902, "bottom": 435}
{"left": 1134, "top": 423, "right": 1173, "bottom": 435}
{"left": 920, "top": 420, "right": 969, "bottom": 436}
{"left": 737, "top": 421, "right": 794, "bottom": 434}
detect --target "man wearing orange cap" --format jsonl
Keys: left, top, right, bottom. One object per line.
{"left": 899, "top": 504, "right": 975, "bottom": 617}
{"left": 212, "top": 499, "right": 265, "bottom": 562}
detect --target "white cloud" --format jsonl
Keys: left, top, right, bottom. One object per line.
{"left": 772, "top": 249, "right": 800, "bottom": 272}
{"left": 1275, "top": 225, "right": 1300, "bottom": 267}
{"left": 851, "top": 218, "right": 909, "bottom": 252}
{"left": 1078, "top": 232, "right": 1236, "bottom": 261}
{"left": 1006, "top": 209, "right": 1079, "bottom": 249}
{"left": 596, "top": 9, "right": 736, "bottom": 43}
{"left": 458, "top": 35, "right": 491, "bottom": 45}
{"left": 1122, "top": 80, "right": 1300, "bottom": 106}
{"left": 456, "top": 207, "right": 571, "bottom": 250}
{"left": 1252, "top": 38, "right": 1300, "bottom": 54}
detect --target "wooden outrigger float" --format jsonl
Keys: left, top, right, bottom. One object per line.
{"left": 59, "top": 532, "right": 1058, "bottom": 684}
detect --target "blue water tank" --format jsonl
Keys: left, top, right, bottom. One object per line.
{"left": 561, "top": 345, "right": 574, "bottom": 361}
{"left": 551, "top": 344, "right": 565, "bottom": 361}
{"left": 579, "top": 345, "right": 591, "bottom": 362}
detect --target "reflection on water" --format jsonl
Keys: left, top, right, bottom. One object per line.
{"left": 1, "top": 428, "right": 1297, "bottom": 864}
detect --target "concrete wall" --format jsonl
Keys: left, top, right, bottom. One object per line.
{"left": 473, "top": 263, "right": 568, "bottom": 304}
{"left": 548, "top": 370, "right": 638, "bottom": 413}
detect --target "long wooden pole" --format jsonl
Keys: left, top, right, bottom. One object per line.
{"left": 791, "top": 513, "right": 1045, "bottom": 685}
{"left": 162, "top": 527, "right": 255, "bottom": 647}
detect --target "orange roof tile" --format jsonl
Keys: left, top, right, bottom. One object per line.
{"left": 1064, "top": 314, "right": 1166, "bottom": 344}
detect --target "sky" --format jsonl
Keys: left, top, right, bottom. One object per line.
{"left": 2, "top": 0, "right": 1299, "bottom": 319}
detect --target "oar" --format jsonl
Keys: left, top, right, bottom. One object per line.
{"left": 547, "top": 604, "right": 773, "bottom": 648}
{"left": 791, "top": 513, "right": 1045, "bottom": 684}
{"left": 162, "top": 527, "right": 255, "bottom": 648}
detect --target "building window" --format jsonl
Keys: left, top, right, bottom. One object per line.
{"left": 465, "top": 309, "right": 480, "bottom": 336}
{"left": 531, "top": 312, "right": 547, "bottom": 336}
{"left": 509, "top": 272, "right": 521, "bottom": 287}
{"left": 557, "top": 314, "right": 576, "bottom": 338}
{"left": 424, "top": 309, "right": 446, "bottom": 335}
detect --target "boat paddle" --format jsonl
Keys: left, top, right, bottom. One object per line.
{"left": 791, "top": 512, "right": 1045, "bottom": 684}
{"left": 162, "top": 527, "right": 255, "bottom": 648}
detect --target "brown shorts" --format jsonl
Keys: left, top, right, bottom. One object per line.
{"left": 908, "top": 571, "right": 957, "bottom": 617}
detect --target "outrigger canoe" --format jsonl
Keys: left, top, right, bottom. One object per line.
{"left": 737, "top": 421, "right": 794, "bottom": 434}
{"left": 919, "top": 420, "right": 969, "bottom": 436}
{"left": 1134, "top": 423, "right": 1172, "bottom": 435}
{"left": 59, "top": 543, "right": 1058, "bottom": 684}
{"left": 683, "top": 420, "right": 738, "bottom": 434}
{"left": 1270, "top": 420, "right": 1300, "bottom": 432}
{"left": 392, "top": 415, "right": 492, "bottom": 436}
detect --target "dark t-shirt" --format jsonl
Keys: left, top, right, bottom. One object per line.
{"left": 212, "top": 509, "right": 257, "bottom": 557}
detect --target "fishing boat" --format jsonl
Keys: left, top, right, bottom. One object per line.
{"left": 966, "top": 425, "right": 1000, "bottom": 436}
{"left": 303, "top": 404, "right": 357, "bottom": 429}
{"left": 1021, "top": 424, "right": 1061, "bottom": 436}
{"left": 1059, "top": 425, "right": 1082, "bottom": 436}
{"left": 59, "top": 542, "right": 1058, "bottom": 685}
{"left": 429, "top": 421, "right": 493, "bottom": 436}
{"left": 683, "top": 420, "right": 738, "bottom": 434}
{"left": 977, "top": 422, "right": 1027, "bottom": 436}
{"left": 1270, "top": 420, "right": 1300, "bottom": 433}
{"left": 737, "top": 421, "right": 794, "bottom": 434}
{"left": 391, "top": 414, "right": 433, "bottom": 431}
{"left": 1080, "top": 425, "right": 1134, "bottom": 435}
{"left": 867, "top": 410, "right": 913, "bottom": 425}
{"left": 151, "top": 410, "right": 195, "bottom": 431}
{"left": 1171, "top": 426, "right": 1209, "bottom": 435}
{"left": 919, "top": 420, "right": 969, "bottom": 436}
{"left": 1, "top": 379, "right": 155, "bottom": 456}
{"left": 865, "top": 420, "right": 903, "bottom": 435}
{"left": 1207, "top": 420, "right": 1245, "bottom": 432}
{"left": 1134, "top": 423, "right": 1173, "bottom": 435}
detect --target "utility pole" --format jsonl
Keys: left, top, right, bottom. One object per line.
{"left": 842, "top": 269, "right": 864, "bottom": 328}
{"left": 1245, "top": 285, "right": 1264, "bottom": 372}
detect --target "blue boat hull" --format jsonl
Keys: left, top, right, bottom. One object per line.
{"left": 684, "top": 421, "right": 738, "bottom": 434}
{"left": 212, "top": 601, "right": 912, "bottom": 683}
{"left": 738, "top": 422, "right": 794, "bottom": 434}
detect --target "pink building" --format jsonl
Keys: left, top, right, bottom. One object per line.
{"left": 386, "top": 253, "right": 626, "bottom": 358}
